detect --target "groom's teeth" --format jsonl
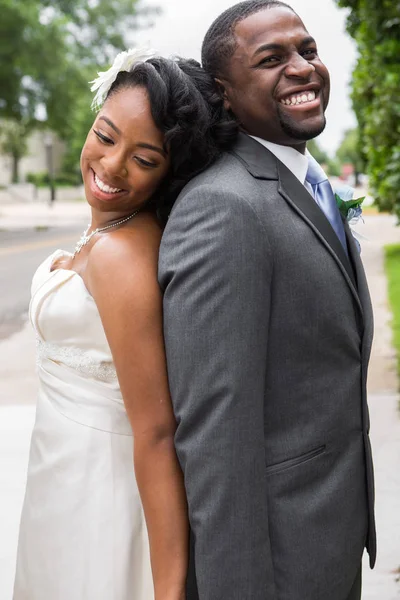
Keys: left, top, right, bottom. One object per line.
{"left": 281, "top": 90, "right": 317, "bottom": 106}
{"left": 94, "top": 173, "right": 123, "bottom": 194}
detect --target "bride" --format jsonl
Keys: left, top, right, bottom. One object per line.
{"left": 13, "top": 49, "right": 237, "bottom": 600}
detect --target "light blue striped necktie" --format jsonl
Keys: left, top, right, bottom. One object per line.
{"left": 306, "top": 155, "right": 348, "bottom": 255}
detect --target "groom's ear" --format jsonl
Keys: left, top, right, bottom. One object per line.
{"left": 215, "top": 78, "right": 231, "bottom": 111}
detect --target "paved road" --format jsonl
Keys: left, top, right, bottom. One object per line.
{"left": 0, "top": 225, "right": 85, "bottom": 339}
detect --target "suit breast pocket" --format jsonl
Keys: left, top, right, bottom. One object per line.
{"left": 265, "top": 445, "right": 326, "bottom": 475}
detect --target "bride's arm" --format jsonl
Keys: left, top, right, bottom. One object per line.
{"left": 88, "top": 214, "right": 187, "bottom": 600}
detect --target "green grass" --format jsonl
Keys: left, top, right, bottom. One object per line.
{"left": 385, "top": 244, "right": 400, "bottom": 379}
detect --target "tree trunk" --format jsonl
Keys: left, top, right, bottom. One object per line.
{"left": 11, "top": 153, "right": 19, "bottom": 184}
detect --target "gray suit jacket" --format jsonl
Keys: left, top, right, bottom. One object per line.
{"left": 158, "top": 133, "right": 376, "bottom": 600}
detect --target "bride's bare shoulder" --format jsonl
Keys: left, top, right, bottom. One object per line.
{"left": 86, "top": 211, "right": 163, "bottom": 296}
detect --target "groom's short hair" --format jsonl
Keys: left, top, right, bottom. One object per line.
{"left": 201, "top": 0, "right": 295, "bottom": 78}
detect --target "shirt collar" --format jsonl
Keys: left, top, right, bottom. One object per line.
{"left": 248, "top": 135, "right": 310, "bottom": 185}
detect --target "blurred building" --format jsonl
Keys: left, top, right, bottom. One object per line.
{"left": 0, "top": 130, "right": 65, "bottom": 187}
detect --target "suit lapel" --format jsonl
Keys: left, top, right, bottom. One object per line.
{"left": 231, "top": 134, "right": 363, "bottom": 318}
{"left": 277, "top": 160, "right": 361, "bottom": 306}
{"left": 345, "top": 222, "right": 373, "bottom": 351}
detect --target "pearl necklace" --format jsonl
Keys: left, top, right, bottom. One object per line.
{"left": 73, "top": 209, "right": 140, "bottom": 258}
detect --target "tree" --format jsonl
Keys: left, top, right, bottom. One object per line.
{"left": 307, "top": 138, "right": 340, "bottom": 177}
{"left": 336, "top": 128, "right": 364, "bottom": 186}
{"left": 60, "top": 86, "right": 95, "bottom": 183}
{"left": 0, "top": 0, "right": 160, "bottom": 181}
{"left": 0, "top": 120, "right": 29, "bottom": 183}
{"left": 307, "top": 138, "right": 329, "bottom": 165}
{"left": 335, "top": 0, "right": 400, "bottom": 218}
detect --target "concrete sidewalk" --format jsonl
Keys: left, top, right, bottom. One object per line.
{"left": 0, "top": 212, "right": 399, "bottom": 599}
{"left": 356, "top": 215, "right": 400, "bottom": 599}
{"left": 0, "top": 200, "right": 90, "bottom": 230}
{"left": 0, "top": 323, "right": 37, "bottom": 600}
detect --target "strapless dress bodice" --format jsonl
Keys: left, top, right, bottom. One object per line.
{"left": 29, "top": 249, "right": 131, "bottom": 435}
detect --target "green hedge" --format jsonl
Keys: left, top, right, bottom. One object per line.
{"left": 26, "top": 171, "right": 82, "bottom": 187}
{"left": 336, "top": 0, "right": 400, "bottom": 219}
{"left": 385, "top": 244, "right": 400, "bottom": 380}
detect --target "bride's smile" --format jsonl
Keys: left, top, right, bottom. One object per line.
{"left": 80, "top": 85, "right": 170, "bottom": 223}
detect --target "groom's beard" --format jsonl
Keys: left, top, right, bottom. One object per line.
{"left": 277, "top": 108, "right": 327, "bottom": 141}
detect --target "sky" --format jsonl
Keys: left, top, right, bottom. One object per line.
{"left": 135, "top": 0, "right": 358, "bottom": 156}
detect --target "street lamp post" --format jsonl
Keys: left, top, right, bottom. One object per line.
{"left": 44, "top": 133, "right": 56, "bottom": 205}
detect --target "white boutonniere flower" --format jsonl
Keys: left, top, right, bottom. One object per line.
{"left": 334, "top": 184, "right": 366, "bottom": 252}
{"left": 334, "top": 184, "right": 365, "bottom": 224}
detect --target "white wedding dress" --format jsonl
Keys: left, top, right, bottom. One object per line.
{"left": 13, "top": 250, "right": 154, "bottom": 600}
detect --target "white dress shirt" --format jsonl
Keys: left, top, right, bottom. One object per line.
{"left": 248, "top": 135, "right": 315, "bottom": 196}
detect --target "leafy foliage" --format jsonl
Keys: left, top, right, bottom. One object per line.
{"left": 307, "top": 138, "right": 329, "bottom": 165}
{"left": 336, "top": 0, "right": 400, "bottom": 218}
{"left": 335, "top": 128, "right": 364, "bottom": 185}
{"left": 0, "top": 0, "right": 159, "bottom": 181}
{"left": 307, "top": 138, "right": 341, "bottom": 177}
{"left": 385, "top": 244, "right": 400, "bottom": 379}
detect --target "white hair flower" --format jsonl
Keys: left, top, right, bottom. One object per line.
{"left": 90, "top": 47, "right": 158, "bottom": 111}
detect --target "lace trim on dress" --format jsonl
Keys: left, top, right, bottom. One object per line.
{"left": 36, "top": 339, "right": 118, "bottom": 383}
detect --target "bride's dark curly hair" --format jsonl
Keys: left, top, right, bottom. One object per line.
{"left": 105, "top": 57, "right": 238, "bottom": 223}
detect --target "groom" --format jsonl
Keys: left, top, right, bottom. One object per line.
{"left": 158, "top": 1, "right": 376, "bottom": 599}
